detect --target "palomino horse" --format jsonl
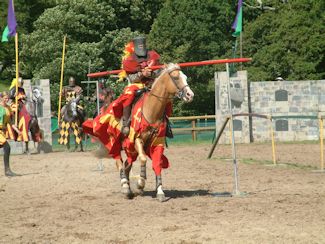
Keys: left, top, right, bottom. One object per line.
{"left": 123, "top": 64, "right": 194, "bottom": 201}
{"left": 84, "top": 63, "right": 194, "bottom": 201}
{"left": 59, "top": 97, "right": 85, "bottom": 151}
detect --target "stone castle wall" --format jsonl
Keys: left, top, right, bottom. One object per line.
{"left": 215, "top": 70, "right": 325, "bottom": 143}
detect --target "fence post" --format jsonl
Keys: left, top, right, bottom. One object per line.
{"left": 269, "top": 116, "right": 277, "bottom": 165}
{"left": 319, "top": 117, "right": 324, "bottom": 171}
{"left": 191, "top": 120, "right": 197, "bottom": 141}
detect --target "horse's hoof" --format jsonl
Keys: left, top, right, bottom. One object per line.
{"left": 137, "top": 178, "right": 146, "bottom": 190}
{"left": 121, "top": 185, "right": 133, "bottom": 199}
{"left": 136, "top": 188, "right": 144, "bottom": 196}
{"left": 156, "top": 193, "right": 166, "bottom": 202}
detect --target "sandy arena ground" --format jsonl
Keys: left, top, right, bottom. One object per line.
{"left": 1, "top": 142, "right": 325, "bottom": 243}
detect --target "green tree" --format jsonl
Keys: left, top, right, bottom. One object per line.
{"left": 243, "top": 0, "right": 325, "bottom": 80}
{"left": 0, "top": 0, "right": 57, "bottom": 87}
{"left": 148, "top": 0, "right": 235, "bottom": 115}
{"left": 21, "top": 0, "right": 163, "bottom": 114}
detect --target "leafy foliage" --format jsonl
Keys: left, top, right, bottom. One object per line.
{"left": 244, "top": 0, "right": 325, "bottom": 80}
{"left": 1, "top": 0, "right": 325, "bottom": 116}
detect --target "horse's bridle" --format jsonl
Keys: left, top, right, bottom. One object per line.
{"left": 166, "top": 64, "right": 189, "bottom": 99}
{"left": 149, "top": 64, "right": 189, "bottom": 100}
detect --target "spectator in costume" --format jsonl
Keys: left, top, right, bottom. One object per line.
{"left": 0, "top": 92, "right": 19, "bottom": 177}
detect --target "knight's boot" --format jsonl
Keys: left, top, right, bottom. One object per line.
{"left": 121, "top": 105, "right": 131, "bottom": 136}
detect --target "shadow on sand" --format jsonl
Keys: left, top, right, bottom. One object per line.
{"left": 142, "top": 189, "right": 212, "bottom": 199}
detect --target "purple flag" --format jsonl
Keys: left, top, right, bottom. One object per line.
{"left": 232, "top": 0, "right": 243, "bottom": 30}
{"left": 7, "top": 0, "right": 17, "bottom": 37}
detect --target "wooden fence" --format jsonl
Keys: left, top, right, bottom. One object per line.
{"left": 169, "top": 115, "right": 215, "bottom": 141}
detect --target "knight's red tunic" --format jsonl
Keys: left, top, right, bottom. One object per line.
{"left": 82, "top": 93, "right": 172, "bottom": 175}
{"left": 117, "top": 51, "right": 161, "bottom": 109}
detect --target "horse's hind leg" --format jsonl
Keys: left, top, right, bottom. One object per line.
{"left": 25, "top": 142, "right": 30, "bottom": 155}
{"left": 79, "top": 140, "right": 84, "bottom": 152}
{"left": 117, "top": 159, "right": 132, "bottom": 198}
{"left": 135, "top": 138, "right": 147, "bottom": 191}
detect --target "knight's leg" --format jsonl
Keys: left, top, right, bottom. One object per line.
{"left": 135, "top": 138, "right": 147, "bottom": 190}
{"left": 3, "top": 142, "right": 19, "bottom": 177}
{"left": 66, "top": 131, "right": 70, "bottom": 151}
{"left": 119, "top": 159, "right": 132, "bottom": 198}
{"left": 121, "top": 105, "right": 131, "bottom": 136}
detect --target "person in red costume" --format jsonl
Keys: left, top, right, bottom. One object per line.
{"left": 119, "top": 36, "right": 161, "bottom": 136}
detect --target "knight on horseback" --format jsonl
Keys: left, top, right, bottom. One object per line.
{"left": 61, "top": 77, "right": 84, "bottom": 118}
{"left": 119, "top": 36, "right": 163, "bottom": 136}
{"left": 9, "top": 77, "right": 38, "bottom": 153}
{"left": 58, "top": 76, "right": 85, "bottom": 151}
{"left": 83, "top": 37, "right": 194, "bottom": 201}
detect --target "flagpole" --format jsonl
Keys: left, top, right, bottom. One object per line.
{"left": 58, "top": 35, "right": 67, "bottom": 126}
{"left": 14, "top": 32, "right": 19, "bottom": 126}
{"left": 239, "top": 31, "right": 243, "bottom": 70}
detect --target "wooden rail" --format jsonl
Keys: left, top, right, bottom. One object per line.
{"left": 169, "top": 115, "right": 216, "bottom": 141}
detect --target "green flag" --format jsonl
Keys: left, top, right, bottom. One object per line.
{"left": 1, "top": 26, "right": 9, "bottom": 42}
{"left": 1, "top": 0, "right": 17, "bottom": 43}
{"left": 232, "top": 0, "right": 243, "bottom": 37}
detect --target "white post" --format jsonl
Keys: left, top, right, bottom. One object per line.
{"left": 226, "top": 63, "right": 240, "bottom": 195}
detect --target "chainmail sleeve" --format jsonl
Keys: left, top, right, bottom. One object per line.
{"left": 127, "top": 72, "right": 144, "bottom": 83}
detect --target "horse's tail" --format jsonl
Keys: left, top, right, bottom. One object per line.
{"left": 92, "top": 143, "right": 111, "bottom": 159}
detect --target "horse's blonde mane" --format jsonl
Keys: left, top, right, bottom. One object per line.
{"left": 151, "top": 63, "right": 180, "bottom": 90}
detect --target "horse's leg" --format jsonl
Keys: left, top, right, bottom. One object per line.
{"left": 25, "top": 142, "right": 30, "bottom": 155}
{"left": 134, "top": 138, "right": 147, "bottom": 191}
{"left": 117, "top": 159, "right": 132, "bottom": 198}
{"left": 66, "top": 132, "right": 70, "bottom": 151}
{"left": 79, "top": 140, "right": 84, "bottom": 152}
{"left": 156, "top": 175, "right": 166, "bottom": 202}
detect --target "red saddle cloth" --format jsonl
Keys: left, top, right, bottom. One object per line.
{"left": 82, "top": 93, "right": 171, "bottom": 175}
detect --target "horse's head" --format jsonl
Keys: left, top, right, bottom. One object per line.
{"left": 62, "top": 98, "right": 85, "bottom": 124}
{"left": 163, "top": 63, "right": 194, "bottom": 103}
{"left": 67, "top": 100, "right": 78, "bottom": 119}
{"left": 32, "top": 88, "right": 44, "bottom": 104}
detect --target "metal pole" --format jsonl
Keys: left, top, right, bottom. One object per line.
{"left": 226, "top": 63, "right": 240, "bottom": 195}
{"left": 87, "top": 60, "right": 91, "bottom": 97}
{"left": 96, "top": 80, "right": 100, "bottom": 116}
{"left": 239, "top": 31, "right": 243, "bottom": 70}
